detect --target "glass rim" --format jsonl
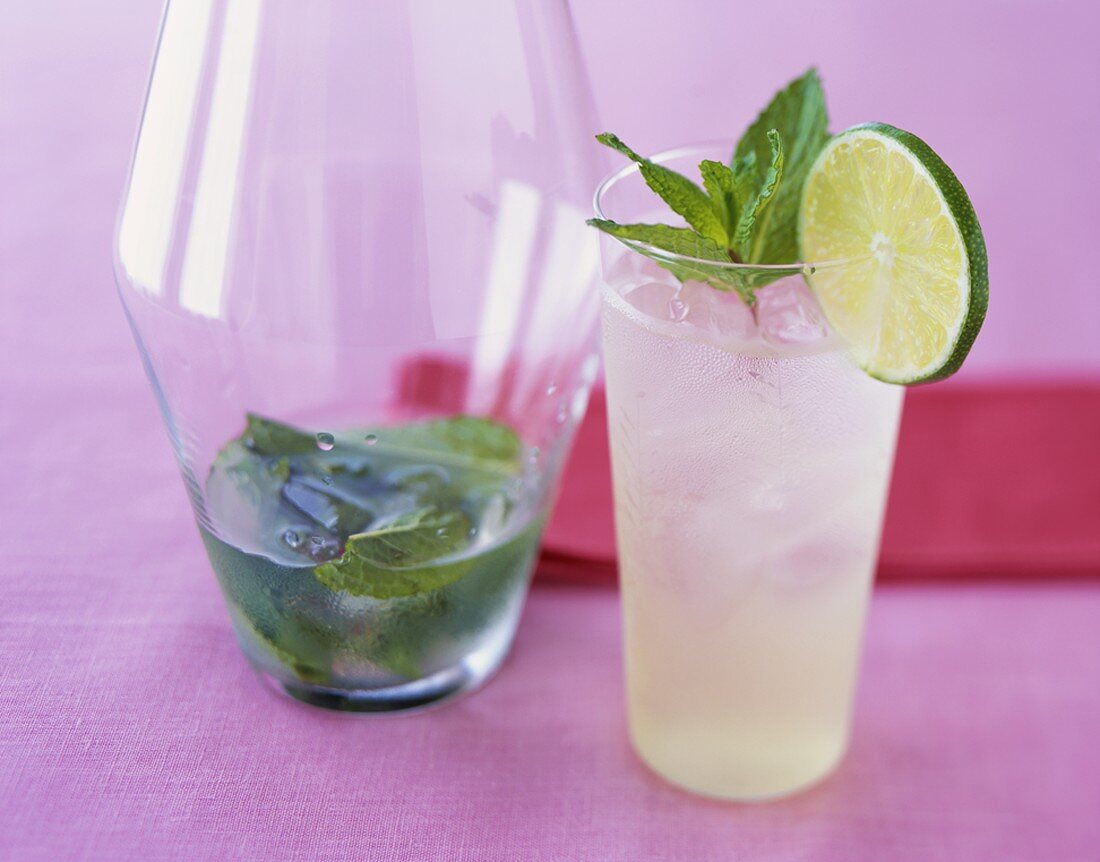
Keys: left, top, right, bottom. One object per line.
{"left": 591, "top": 139, "right": 846, "bottom": 274}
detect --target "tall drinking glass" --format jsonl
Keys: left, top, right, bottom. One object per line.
{"left": 596, "top": 144, "right": 903, "bottom": 799}
{"left": 114, "top": 0, "right": 601, "bottom": 712}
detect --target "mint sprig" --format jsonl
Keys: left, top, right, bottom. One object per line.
{"left": 587, "top": 68, "right": 829, "bottom": 304}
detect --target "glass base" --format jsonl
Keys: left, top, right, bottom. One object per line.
{"left": 641, "top": 748, "right": 847, "bottom": 803}
{"left": 631, "top": 725, "right": 851, "bottom": 802}
{"left": 252, "top": 625, "right": 514, "bottom": 715}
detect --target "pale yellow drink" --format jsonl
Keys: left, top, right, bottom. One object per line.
{"left": 601, "top": 276, "right": 902, "bottom": 800}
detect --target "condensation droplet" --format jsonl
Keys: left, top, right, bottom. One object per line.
{"left": 282, "top": 529, "right": 303, "bottom": 549}
{"left": 364, "top": 433, "right": 378, "bottom": 445}
{"left": 316, "top": 432, "right": 335, "bottom": 451}
{"left": 545, "top": 382, "right": 558, "bottom": 395}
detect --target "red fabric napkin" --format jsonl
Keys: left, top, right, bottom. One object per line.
{"left": 541, "top": 383, "right": 1100, "bottom": 582}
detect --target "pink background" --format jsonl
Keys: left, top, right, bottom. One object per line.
{"left": 7, "top": 0, "right": 1094, "bottom": 379}
{"left": 2, "top": 2, "right": 1099, "bottom": 860}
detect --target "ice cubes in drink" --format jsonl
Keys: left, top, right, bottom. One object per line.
{"left": 621, "top": 273, "right": 832, "bottom": 351}
{"left": 623, "top": 280, "right": 757, "bottom": 344}
{"left": 756, "top": 278, "right": 829, "bottom": 346}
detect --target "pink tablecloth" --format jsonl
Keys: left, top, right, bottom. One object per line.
{"left": 2, "top": 578, "right": 1099, "bottom": 861}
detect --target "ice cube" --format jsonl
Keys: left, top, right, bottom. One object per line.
{"left": 281, "top": 475, "right": 374, "bottom": 535}
{"left": 605, "top": 251, "right": 678, "bottom": 291}
{"left": 756, "top": 278, "right": 829, "bottom": 345}
{"left": 622, "top": 279, "right": 759, "bottom": 344}
{"left": 674, "top": 281, "right": 757, "bottom": 342}
{"left": 622, "top": 281, "right": 678, "bottom": 319}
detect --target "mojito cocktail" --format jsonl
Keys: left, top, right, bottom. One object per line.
{"left": 590, "top": 70, "right": 986, "bottom": 799}
{"left": 602, "top": 272, "right": 901, "bottom": 799}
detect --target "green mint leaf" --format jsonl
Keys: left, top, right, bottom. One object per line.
{"left": 588, "top": 218, "right": 764, "bottom": 305}
{"left": 732, "top": 68, "right": 829, "bottom": 263}
{"left": 731, "top": 151, "right": 758, "bottom": 213}
{"left": 587, "top": 219, "right": 730, "bottom": 261}
{"left": 243, "top": 412, "right": 318, "bottom": 456}
{"left": 243, "top": 413, "right": 520, "bottom": 475}
{"left": 698, "top": 159, "right": 737, "bottom": 237}
{"left": 201, "top": 530, "right": 339, "bottom": 685}
{"left": 369, "top": 630, "right": 429, "bottom": 680}
{"left": 365, "top": 516, "right": 544, "bottom": 679}
{"left": 314, "top": 506, "right": 474, "bottom": 599}
{"left": 733, "top": 130, "right": 785, "bottom": 259}
{"left": 587, "top": 219, "right": 729, "bottom": 276}
{"left": 364, "top": 590, "right": 451, "bottom": 679}
{"left": 364, "top": 416, "right": 521, "bottom": 476}
{"left": 596, "top": 133, "right": 727, "bottom": 245}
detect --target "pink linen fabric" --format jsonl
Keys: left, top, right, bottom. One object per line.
{"left": 2, "top": 581, "right": 1099, "bottom": 861}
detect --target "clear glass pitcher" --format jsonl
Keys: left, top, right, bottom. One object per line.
{"left": 114, "top": 0, "right": 602, "bottom": 712}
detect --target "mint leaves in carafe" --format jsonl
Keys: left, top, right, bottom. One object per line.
{"left": 200, "top": 413, "right": 543, "bottom": 691}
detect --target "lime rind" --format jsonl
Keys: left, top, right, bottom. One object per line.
{"left": 799, "top": 122, "right": 988, "bottom": 384}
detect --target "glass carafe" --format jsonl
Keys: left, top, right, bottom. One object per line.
{"left": 115, "top": 0, "right": 602, "bottom": 712}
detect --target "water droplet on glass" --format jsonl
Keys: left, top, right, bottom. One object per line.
{"left": 556, "top": 406, "right": 568, "bottom": 424}
{"left": 435, "top": 527, "right": 448, "bottom": 537}
{"left": 310, "top": 535, "right": 324, "bottom": 546}
{"left": 528, "top": 447, "right": 541, "bottom": 465}
{"left": 316, "top": 432, "right": 335, "bottom": 451}
{"left": 282, "top": 529, "right": 303, "bottom": 549}
{"left": 321, "top": 475, "right": 333, "bottom": 486}
{"left": 545, "top": 382, "right": 558, "bottom": 395}
{"left": 364, "top": 433, "right": 378, "bottom": 445}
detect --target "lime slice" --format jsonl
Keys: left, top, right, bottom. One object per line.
{"left": 798, "top": 123, "right": 987, "bottom": 384}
